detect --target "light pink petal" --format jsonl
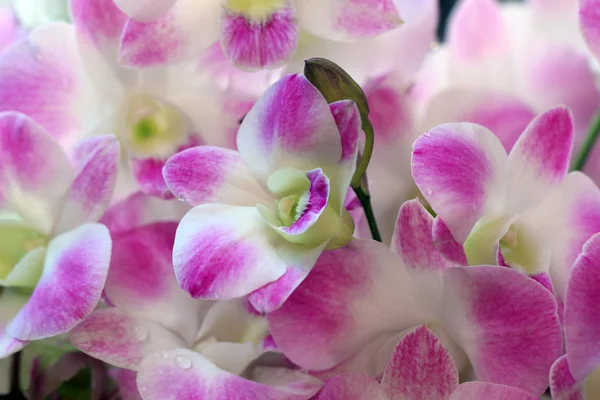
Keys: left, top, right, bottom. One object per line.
{"left": 130, "top": 156, "right": 173, "bottom": 199}
{"left": 506, "top": 106, "right": 574, "bottom": 214}
{"left": 100, "top": 191, "right": 190, "bottom": 235}
{"left": 550, "top": 356, "right": 584, "bottom": 400}
{"left": 106, "top": 222, "right": 211, "bottom": 344}
{"left": 173, "top": 204, "right": 287, "bottom": 300}
{"left": 163, "top": 146, "right": 270, "bottom": 207}
{"left": 0, "top": 335, "right": 26, "bottom": 358}
{"left": 53, "top": 135, "right": 120, "bottom": 234}
{"left": 449, "top": 382, "right": 538, "bottom": 400}
{"left": 412, "top": 122, "right": 507, "bottom": 243}
{"left": 315, "top": 373, "right": 388, "bottom": 400}
{"left": 221, "top": 4, "right": 298, "bottom": 70}
{"left": 137, "top": 349, "right": 319, "bottom": 400}
{"left": 432, "top": 217, "right": 468, "bottom": 266}
{"left": 7, "top": 223, "right": 111, "bottom": 340}
{"left": 70, "top": 0, "right": 128, "bottom": 53}
{"left": 0, "top": 7, "right": 19, "bottom": 53}
{"left": 268, "top": 240, "right": 425, "bottom": 371}
{"left": 0, "top": 112, "right": 73, "bottom": 234}
{"left": 237, "top": 74, "right": 342, "bottom": 182}
{"left": 0, "top": 23, "right": 95, "bottom": 144}
{"left": 119, "top": 0, "right": 221, "bottom": 67}
{"left": 250, "top": 366, "right": 323, "bottom": 396}
{"left": 580, "top": 0, "right": 600, "bottom": 61}
{"left": 565, "top": 233, "right": 600, "bottom": 380}
{"left": 295, "top": 0, "right": 402, "bottom": 41}
{"left": 381, "top": 325, "right": 457, "bottom": 400}
{"left": 113, "top": 0, "right": 177, "bottom": 21}
{"left": 70, "top": 308, "right": 187, "bottom": 370}
{"left": 443, "top": 266, "right": 562, "bottom": 395}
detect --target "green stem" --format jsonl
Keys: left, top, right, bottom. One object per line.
{"left": 352, "top": 185, "right": 382, "bottom": 242}
{"left": 350, "top": 119, "right": 375, "bottom": 188}
{"left": 572, "top": 111, "right": 600, "bottom": 171}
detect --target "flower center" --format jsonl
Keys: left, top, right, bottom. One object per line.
{"left": 275, "top": 192, "right": 309, "bottom": 227}
{"left": 123, "top": 93, "right": 188, "bottom": 158}
{"left": 225, "top": 0, "right": 286, "bottom": 20}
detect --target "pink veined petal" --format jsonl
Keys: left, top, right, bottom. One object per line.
{"left": 7, "top": 223, "right": 112, "bottom": 340}
{"left": 550, "top": 356, "right": 585, "bottom": 400}
{"left": 381, "top": 325, "right": 458, "bottom": 400}
{"left": 70, "top": 0, "right": 128, "bottom": 54}
{"left": 0, "top": 112, "right": 74, "bottom": 234}
{"left": 295, "top": 0, "right": 402, "bottom": 42}
{"left": 70, "top": 308, "right": 187, "bottom": 370}
{"left": 443, "top": 266, "right": 562, "bottom": 395}
{"left": 100, "top": 191, "right": 190, "bottom": 235}
{"left": 268, "top": 240, "right": 426, "bottom": 371}
{"left": 221, "top": 3, "right": 298, "bottom": 70}
{"left": 411, "top": 122, "right": 507, "bottom": 244}
{"left": 130, "top": 156, "right": 173, "bottom": 200}
{"left": 506, "top": 106, "right": 574, "bottom": 214}
{"left": 0, "top": 23, "right": 97, "bottom": 145}
{"left": 163, "top": 146, "right": 271, "bottom": 207}
{"left": 564, "top": 233, "right": 600, "bottom": 380}
{"left": 448, "top": 382, "right": 538, "bottom": 400}
{"left": 105, "top": 223, "right": 212, "bottom": 344}
{"left": 53, "top": 135, "right": 120, "bottom": 235}
{"left": 580, "top": 0, "right": 600, "bottom": 62}
{"left": 119, "top": 0, "right": 221, "bottom": 68}
{"left": 136, "top": 349, "right": 320, "bottom": 400}
{"left": 237, "top": 74, "right": 342, "bottom": 183}
{"left": 432, "top": 217, "right": 468, "bottom": 266}
{"left": 113, "top": 0, "right": 177, "bottom": 21}
{"left": 173, "top": 204, "right": 287, "bottom": 300}
{"left": 315, "top": 373, "right": 388, "bottom": 400}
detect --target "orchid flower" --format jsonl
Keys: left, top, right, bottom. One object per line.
{"left": 267, "top": 199, "right": 562, "bottom": 396}
{"left": 550, "top": 233, "right": 600, "bottom": 399}
{"left": 0, "top": 0, "right": 261, "bottom": 198}
{"left": 70, "top": 221, "right": 319, "bottom": 400}
{"left": 163, "top": 73, "right": 359, "bottom": 313}
{"left": 315, "top": 325, "right": 538, "bottom": 400}
{"left": 412, "top": 107, "right": 600, "bottom": 300}
{"left": 0, "top": 112, "right": 118, "bottom": 358}
{"left": 114, "top": 0, "right": 407, "bottom": 70}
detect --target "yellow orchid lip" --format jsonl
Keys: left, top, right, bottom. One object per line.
{"left": 225, "top": 0, "right": 287, "bottom": 21}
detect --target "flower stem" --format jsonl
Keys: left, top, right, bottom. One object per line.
{"left": 351, "top": 119, "right": 375, "bottom": 188}
{"left": 352, "top": 184, "right": 382, "bottom": 242}
{"left": 572, "top": 111, "right": 600, "bottom": 171}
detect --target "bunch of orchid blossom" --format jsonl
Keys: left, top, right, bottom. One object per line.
{"left": 2, "top": 0, "right": 600, "bottom": 399}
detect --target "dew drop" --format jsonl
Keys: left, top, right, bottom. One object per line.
{"left": 134, "top": 325, "right": 148, "bottom": 341}
{"left": 160, "top": 350, "right": 170, "bottom": 359}
{"left": 425, "top": 188, "right": 432, "bottom": 196}
{"left": 174, "top": 355, "right": 192, "bottom": 370}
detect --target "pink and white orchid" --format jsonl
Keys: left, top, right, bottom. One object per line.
{"left": 315, "top": 325, "right": 538, "bottom": 400}
{"left": 267, "top": 199, "right": 562, "bottom": 396}
{"left": 412, "top": 106, "right": 600, "bottom": 300}
{"left": 0, "top": 111, "right": 118, "bottom": 358}
{"left": 114, "top": 0, "right": 407, "bottom": 70}
{"left": 163, "top": 73, "right": 360, "bottom": 313}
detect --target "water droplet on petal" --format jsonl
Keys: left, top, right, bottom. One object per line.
{"left": 174, "top": 355, "right": 192, "bottom": 370}
{"left": 134, "top": 325, "right": 148, "bottom": 341}
{"left": 160, "top": 350, "right": 169, "bottom": 359}
{"left": 425, "top": 188, "right": 432, "bottom": 196}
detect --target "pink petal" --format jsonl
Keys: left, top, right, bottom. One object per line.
{"left": 136, "top": 349, "right": 319, "bottom": 400}
{"left": 550, "top": 356, "right": 584, "bottom": 400}
{"left": 7, "top": 223, "right": 112, "bottom": 340}
{"left": 295, "top": 0, "right": 402, "bottom": 41}
{"left": 119, "top": 0, "right": 221, "bottom": 67}
{"left": 315, "top": 373, "right": 388, "bottom": 400}
{"left": 70, "top": 308, "right": 187, "bottom": 370}
{"left": 381, "top": 325, "right": 458, "bottom": 400}
{"left": 580, "top": 0, "right": 600, "bottom": 61}
{"left": 221, "top": 4, "right": 298, "bottom": 70}
{"left": 250, "top": 366, "right": 323, "bottom": 396}
{"left": 173, "top": 205, "right": 287, "bottom": 300}
{"left": 163, "top": 146, "right": 270, "bottom": 207}
{"left": 70, "top": 0, "right": 128, "bottom": 53}
{"left": 268, "top": 240, "right": 425, "bottom": 371}
{"left": 0, "top": 6, "right": 19, "bottom": 53}
{"left": 443, "top": 266, "right": 562, "bottom": 395}
{"left": 448, "top": 382, "right": 538, "bottom": 400}
{"left": 105, "top": 223, "right": 212, "bottom": 344}
{"left": 113, "top": 0, "right": 177, "bottom": 21}
{"left": 564, "top": 233, "right": 600, "bottom": 380}
{"left": 237, "top": 74, "right": 342, "bottom": 183}
{"left": 0, "top": 112, "right": 73, "bottom": 233}
{"left": 131, "top": 156, "right": 173, "bottom": 199}
{"left": 506, "top": 106, "right": 574, "bottom": 214}
{"left": 412, "top": 122, "right": 507, "bottom": 243}
{"left": 53, "top": 135, "right": 120, "bottom": 234}
{"left": 432, "top": 217, "right": 468, "bottom": 266}
{"left": 111, "top": 368, "right": 142, "bottom": 400}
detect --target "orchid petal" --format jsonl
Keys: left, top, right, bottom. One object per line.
{"left": 550, "top": 356, "right": 584, "bottom": 400}
{"left": 580, "top": 0, "right": 600, "bottom": 62}
{"left": 113, "top": 0, "right": 177, "bottom": 21}
{"left": 448, "top": 382, "right": 538, "bottom": 400}
{"left": 70, "top": 0, "right": 128, "bottom": 55}
{"left": 315, "top": 373, "right": 388, "bottom": 400}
